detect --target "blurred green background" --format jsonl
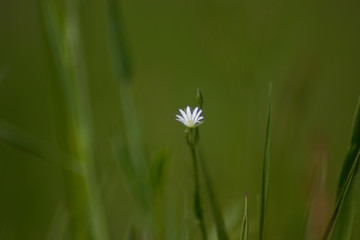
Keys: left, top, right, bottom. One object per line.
{"left": 1, "top": 0, "right": 360, "bottom": 239}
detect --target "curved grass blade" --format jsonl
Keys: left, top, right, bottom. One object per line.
{"left": 259, "top": 83, "right": 272, "bottom": 240}
{"left": 149, "top": 149, "right": 170, "bottom": 240}
{"left": 321, "top": 150, "right": 360, "bottom": 240}
{"left": 322, "top": 99, "right": 360, "bottom": 240}
{"left": 149, "top": 149, "right": 170, "bottom": 194}
{"left": 197, "top": 149, "right": 228, "bottom": 240}
{"left": 336, "top": 98, "right": 360, "bottom": 200}
{"left": 0, "top": 118, "right": 83, "bottom": 175}
{"left": 241, "top": 193, "right": 249, "bottom": 240}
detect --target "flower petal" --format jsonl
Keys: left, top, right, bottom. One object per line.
{"left": 192, "top": 107, "right": 198, "bottom": 121}
{"left": 176, "top": 115, "right": 185, "bottom": 121}
{"left": 179, "top": 109, "right": 188, "bottom": 121}
{"left": 194, "top": 109, "right": 202, "bottom": 121}
{"left": 186, "top": 106, "right": 192, "bottom": 120}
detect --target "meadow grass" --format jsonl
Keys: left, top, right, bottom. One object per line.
{"left": 1, "top": 0, "right": 360, "bottom": 239}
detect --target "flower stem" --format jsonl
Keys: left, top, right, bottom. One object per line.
{"left": 190, "top": 145, "right": 207, "bottom": 240}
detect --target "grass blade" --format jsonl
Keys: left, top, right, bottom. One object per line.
{"left": 0, "top": 118, "right": 83, "bottom": 175}
{"left": 321, "top": 150, "right": 360, "bottom": 240}
{"left": 40, "top": 1, "right": 110, "bottom": 239}
{"left": 105, "top": 0, "right": 148, "bottom": 200}
{"left": 241, "top": 193, "right": 249, "bottom": 240}
{"left": 259, "top": 83, "right": 272, "bottom": 240}
{"left": 149, "top": 150, "right": 169, "bottom": 194}
{"left": 198, "top": 149, "right": 229, "bottom": 240}
{"left": 105, "top": 0, "right": 132, "bottom": 82}
{"left": 336, "top": 98, "right": 360, "bottom": 200}
{"left": 322, "top": 99, "right": 360, "bottom": 240}
{"left": 149, "top": 149, "right": 170, "bottom": 240}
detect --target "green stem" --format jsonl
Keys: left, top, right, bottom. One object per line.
{"left": 190, "top": 146, "right": 207, "bottom": 240}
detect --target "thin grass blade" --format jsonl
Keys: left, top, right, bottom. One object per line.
{"left": 105, "top": 0, "right": 148, "bottom": 200}
{"left": 149, "top": 149, "right": 170, "bottom": 194}
{"left": 0, "top": 118, "right": 83, "bottom": 174}
{"left": 321, "top": 150, "right": 360, "bottom": 240}
{"left": 336, "top": 98, "right": 360, "bottom": 200}
{"left": 259, "top": 83, "right": 272, "bottom": 240}
{"left": 241, "top": 193, "right": 249, "bottom": 240}
{"left": 198, "top": 149, "right": 229, "bottom": 240}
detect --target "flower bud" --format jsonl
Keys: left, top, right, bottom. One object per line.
{"left": 196, "top": 88, "right": 203, "bottom": 109}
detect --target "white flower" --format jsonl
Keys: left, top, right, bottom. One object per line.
{"left": 176, "top": 106, "right": 204, "bottom": 128}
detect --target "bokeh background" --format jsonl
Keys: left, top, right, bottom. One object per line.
{"left": 1, "top": 0, "right": 360, "bottom": 239}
